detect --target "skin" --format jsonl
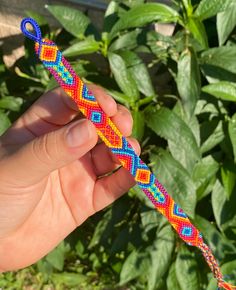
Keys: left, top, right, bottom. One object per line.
{"left": 0, "top": 85, "right": 140, "bottom": 271}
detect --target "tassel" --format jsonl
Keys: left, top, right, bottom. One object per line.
{"left": 198, "top": 242, "right": 236, "bottom": 290}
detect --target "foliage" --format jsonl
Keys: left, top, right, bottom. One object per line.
{"left": 1, "top": 0, "right": 236, "bottom": 288}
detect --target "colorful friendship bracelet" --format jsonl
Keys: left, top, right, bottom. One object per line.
{"left": 21, "top": 18, "right": 235, "bottom": 290}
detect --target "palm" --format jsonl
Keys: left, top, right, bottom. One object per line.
{"left": 0, "top": 86, "right": 139, "bottom": 271}
{"left": 13, "top": 153, "right": 102, "bottom": 268}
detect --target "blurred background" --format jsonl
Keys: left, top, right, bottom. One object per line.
{"left": 0, "top": 0, "right": 236, "bottom": 289}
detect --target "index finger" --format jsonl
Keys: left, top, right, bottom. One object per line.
{"left": 1, "top": 85, "right": 117, "bottom": 144}
{"left": 87, "top": 84, "right": 117, "bottom": 117}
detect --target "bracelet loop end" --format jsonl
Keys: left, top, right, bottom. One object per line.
{"left": 21, "top": 18, "right": 42, "bottom": 42}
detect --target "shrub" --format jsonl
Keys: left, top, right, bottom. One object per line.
{"left": 1, "top": 0, "right": 236, "bottom": 289}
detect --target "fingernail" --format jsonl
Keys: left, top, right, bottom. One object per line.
{"left": 66, "top": 119, "right": 91, "bottom": 147}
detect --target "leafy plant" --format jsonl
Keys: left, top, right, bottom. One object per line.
{"left": 1, "top": 0, "right": 236, "bottom": 289}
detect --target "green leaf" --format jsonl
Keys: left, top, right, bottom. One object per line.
{"left": 201, "top": 47, "right": 236, "bottom": 74}
{"left": 110, "top": 221, "right": 142, "bottom": 254}
{"left": 221, "top": 260, "right": 236, "bottom": 284}
{"left": 0, "top": 111, "right": 11, "bottom": 135}
{"left": 221, "top": 260, "right": 236, "bottom": 277}
{"left": 177, "top": 47, "right": 201, "bottom": 118}
{"left": 89, "top": 252, "right": 101, "bottom": 269}
{"left": 15, "top": 67, "right": 41, "bottom": 83}
{"left": 173, "top": 101, "right": 200, "bottom": 146}
{"left": 150, "top": 149, "right": 197, "bottom": 218}
{"left": 212, "top": 179, "right": 227, "bottom": 229}
{"left": 182, "top": 0, "right": 192, "bottom": 11}
{"left": 147, "top": 225, "right": 175, "bottom": 290}
{"left": 25, "top": 10, "right": 48, "bottom": 26}
{"left": 229, "top": 113, "right": 236, "bottom": 163}
{"left": 187, "top": 17, "right": 208, "bottom": 49}
{"left": 106, "top": 89, "right": 129, "bottom": 106}
{"left": 140, "top": 209, "right": 159, "bottom": 233}
{"left": 109, "top": 3, "right": 179, "bottom": 40}
{"left": 0, "top": 97, "right": 23, "bottom": 112}
{"left": 108, "top": 52, "right": 139, "bottom": 102}
{"left": 122, "top": 0, "right": 145, "bottom": 8}
{"left": 119, "top": 250, "right": 150, "bottom": 285}
{"left": 72, "top": 61, "right": 90, "bottom": 77}
{"left": 202, "top": 81, "right": 236, "bottom": 102}
{"left": 63, "top": 37, "right": 100, "bottom": 57}
{"left": 212, "top": 179, "right": 236, "bottom": 229}
{"left": 217, "top": 3, "right": 236, "bottom": 45}
{"left": 147, "top": 30, "right": 174, "bottom": 58}
{"left": 194, "top": 215, "right": 236, "bottom": 260}
{"left": 37, "top": 260, "right": 53, "bottom": 275}
{"left": 109, "top": 29, "right": 141, "bottom": 51}
{"left": 201, "top": 64, "right": 236, "bottom": 84}
{"left": 132, "top": 110, "right": 145, "bottom": 141}
{"left": 103, "top": 0, "right": 119, "bottom": 33}
{"left": 167, "top": 262, "right": 181, "bottom": 290}
{"left": 110, "top": 227, "right": 130, "bottom": 254}
{"left": 200, "top": 120, "right": 224, "bottom": 154}
{"left": 145, "top": 106, "right": 200, "bottom": 171}
{"left": 88, "top": 209, "right": 112, "bottom": 248}
{"left": 119, "top": 51, "right": 155, "bottom": 97}
{"left": 195, "top": 99, "right": 219, "bottom": 116}
{"left": 46, "top": 241, "right": 69, "bottom": 271}
{"left": 52, "top": 272, "right": 87, "bottom": 286}
{"left": 221, "top": 161, "right": 236, "bottom": 200}
{"left": 46, "top": 5, "right": 91, "bottom": 38}
{"left": 176, "top": 246, "right": 200, "bottom": 290}
{"left": 89, "top": 200, "right": 130, "bottom": 250}
{"left": 75, "top": 240, "right": 87, "bottom": 259}
{"left": 194, "top": 0, "right": 234, "bottom": 21}
{"left": 192, "top": 155, "right": 219, "bottom": 197}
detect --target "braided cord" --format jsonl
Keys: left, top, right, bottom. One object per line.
{"left": 21, "top": 18, "right": 236, "bottom": 290}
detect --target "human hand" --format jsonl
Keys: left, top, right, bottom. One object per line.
{"left": 0, "top": 85, "right": 140, "bottom": 271}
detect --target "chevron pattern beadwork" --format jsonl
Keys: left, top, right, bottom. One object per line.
{"left": 21, "top": 18, "right": 236, "bottom": 290}
{"left": 35, "top": 38, "right": 203, "bottom": 246}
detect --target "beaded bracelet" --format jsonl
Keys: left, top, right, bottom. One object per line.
{"left": 21, "top": 18, "right": 235, "bottom": 290}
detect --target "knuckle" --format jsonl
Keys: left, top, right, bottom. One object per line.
{"left": 118, "top": 105, "right": 133, "bottom": 121}
{"left": 117, "top": 104, "right": 129, "bottom": 113}
{"left": 31, "top": 132, "right": 60, "bottom": 167}
{"left": 31, "top": 136, "right": 50, "bottom": 168}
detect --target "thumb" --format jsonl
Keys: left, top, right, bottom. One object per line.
{"left": 3, "top": 119, "right": 98, "bottom": 185}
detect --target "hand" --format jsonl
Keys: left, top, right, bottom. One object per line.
{"left": 0, "top": 85, "right": 140, "bottom": 271}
